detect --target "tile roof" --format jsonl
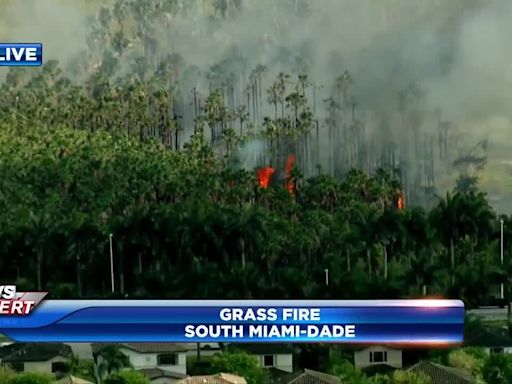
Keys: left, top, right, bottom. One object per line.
{"left": 228, "top": 343, "right": 294, "bottom": 355}
{"left": 91, "top": 343, "right": 189, "bottom": 353}
{"left": 1, "top": 343, "right": 71, "bottom": 362}
{"left": 137, "top": 368, "right": 188, "bottom": 380}
{"left": 407, "top": 362, "right": 475, "bottom": 384}
{"left": 176, "top": 373, "right": 246, "bottom": 384}
{"left": 179, "top": 343, "right": 222, "bottom": 351}
{"left": 350, "top": 345, "right": 403, "bottom": 352}
{"left": 0, "top": 343, "right": 22, "bottom": 358}
{"left": 267, "top": 368, "right": 300, "bottom": 384}
{"left": 287, "top": 369, "right": 341, "bottom": 384}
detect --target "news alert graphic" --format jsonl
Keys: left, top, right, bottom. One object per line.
{"left": 0, "top": 285, "right": 47, "bottom": 315}
{"left": 0, "top": 299, "right": 464, "bottom": 344}
{"left": 0, "top": 44, "right": 42, "bottom": 66}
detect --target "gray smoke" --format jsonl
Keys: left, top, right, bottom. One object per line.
{"left": 2, "top": 0, "right": 512, "bottom": 210}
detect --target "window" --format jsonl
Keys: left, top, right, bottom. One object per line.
{"left": 369, "top": 351, "right": 387, "bottom": 363}
{"left": 263, "top": 355, "right": 275, "bottom": 367}
{"left": 52, "top": 362, "right": 67, "bottom": 373}
{"left": 9, "top": 362, "right": 24, "bottom": 372}
{"left": 491, "top": 347, "right": 505, "bottom": 354}
{"left": 157, "top": 353, "right": 178, "bottom": 365}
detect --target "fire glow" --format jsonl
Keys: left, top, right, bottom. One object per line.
{"left": 285, "top": 154, "right": 296, "bottom": 195}
{"left": 397, "top": 193, "right": 404, "bottom": 210}
{"left": 257, "top": 167, "right": 274, "bottom": 188}
{"left": 256, "top": 154, "right": 295, "bottom": 195}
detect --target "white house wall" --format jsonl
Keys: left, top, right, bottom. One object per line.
{"left": 275, "top": 354, "right": 293, "bottom": 372}
{"left": 255, "top": 354, "right": 293, "bottom": 373}
{"left": 118, "top": 348, "right": 187, "bottom": 374}
{"left": 67, "top": 343, "right": 94, "bottom": 360}
{"left": 23, "top": 356, "right": 69, "bottom": 373}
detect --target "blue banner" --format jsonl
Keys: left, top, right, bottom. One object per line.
{"left": 0, "top": 300, "right": 464, "bottom": 344}
{"left": 0, "top": 44, "right": 42, "bottom": 66}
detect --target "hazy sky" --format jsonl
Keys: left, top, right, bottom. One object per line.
{"left": 1, "top": 0, "right": 511, "bottom": 209}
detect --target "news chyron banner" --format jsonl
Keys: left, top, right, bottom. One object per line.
{"left": 0, "top": 286, "right": 464, "bottom": 344}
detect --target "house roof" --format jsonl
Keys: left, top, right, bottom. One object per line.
{"left": 55, "top": 376, "right": 94, "bottom": 384}
{"left": 350, "top": 345, "right": 402, "bottom": 352}
{"left": 175, "top": 373, "right": 247, "bottom": 384}
{"left": 180, "top": 343, "right": 222, "bottom": 351}
{"left": 91, "top": 343, "right": 189, "bottom": 354}
{"left": 287, "top": 369, "right": 341, "bottom": 384}
{"left": 228, "top": 343, "right": 293, "bottom": 355}
{"left": 267, "top": 368, "right": 300, "bottom": 384}
{"left": 407, "top": 361, "right": 475, "bottom": 384}
{"left": 464, "top": 326, "right": 512, "bottom": 348}
{"left": 138, "top": 368, "right": 188, "bottom": 380}
{"left": 0, "top": 343, "right": 22, "bottom": 358}
{"left": 1, "top": 343, "right": 71, "bottom": 362}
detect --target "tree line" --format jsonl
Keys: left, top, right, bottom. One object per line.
{"left": 0, "top": 0, "right": 508, "bottom": 307}
{"left": 0, "top": 120, "right": 510, "bottom": 308}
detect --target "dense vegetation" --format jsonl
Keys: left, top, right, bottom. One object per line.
{"left": 0, "top": 120, "right": 509, "bottom": 306}
{"left": 0, "top": 0, "right": 508, "bottom": 307}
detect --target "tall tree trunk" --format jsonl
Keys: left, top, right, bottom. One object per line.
{"left": 367, "top": 248, "right": 372, "bottom": 280}
{"left": 37, "top": 246, "right": 43, "bottom": 291}
{"left": 76, "top": 241, "right": 83, "bottom": 297}
{"left": 120, "top": 251, "right": 125, "bottom": 295}
{"left": 508, "top": 299, "right": 512, "bottom": 337}
{"left": 450, "top": 238, "right": 455, "bottom": 285}
{"left": 241, "top": 239, "right": 246, "bottom": 270}
{"left": 383, "top": 245, "right": 388, "bottom": 280}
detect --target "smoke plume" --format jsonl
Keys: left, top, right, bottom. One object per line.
{"left": 2, "top": 0, "right": 512, "bottom": 210}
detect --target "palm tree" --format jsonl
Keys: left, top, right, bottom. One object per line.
{"left": 92, "top": 345, "right": 131, "bottom": 383}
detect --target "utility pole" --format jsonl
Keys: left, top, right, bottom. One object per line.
{"left": 501, "top": 219, "right": 504, "bottom": 300}
{"left": 109, "top": 233, "right": 115, "bottom": 293}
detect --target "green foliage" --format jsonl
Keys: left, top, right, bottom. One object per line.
{"left": 329, "top": 361, "right": 367, "bottom": 384}
{"left": 482, "top": 353, "right": 512, "bottom": 384}
{"left": 0, "top": 371, "right": 13, "bottom": 384}
{"left": 103, "top": 371, "right": 149, "bottom": 384}
{"left": 461, "top": 347, "right": 489, "bottom": 362}
{"left": 95, "top": 345, "right": 131, "bottom": 374}
{"left": 73, "top": 360, "right": 96, "bottom": 382}
{"left": 369, "top": 374, "right": 391, "bottom": 384}
{"left": 187, "top": 356, "right": 217, "bottom": 375}
{"left": 211, "top": 352, "right": 267, "bottom": 384}
{"left": 6, "top": 373, "right": 53, "bottom": 384}
{"left": 326, "top": 348, "right": 354, "bottom": 373}
{"left": 0, "top": 117, "right": 506, "bottom": 305}
{"left": 448, "top": 349, "right": 484, "bottom": 376}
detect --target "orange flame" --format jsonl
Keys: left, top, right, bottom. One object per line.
{"left": 397, "top": 193, "right": 404, "bottom": 210}
{"left": 258, "top": 167, "right": 275, "bottom": 188}
{"left": 285, "top": 154, "right": 296, "bottom": 195}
